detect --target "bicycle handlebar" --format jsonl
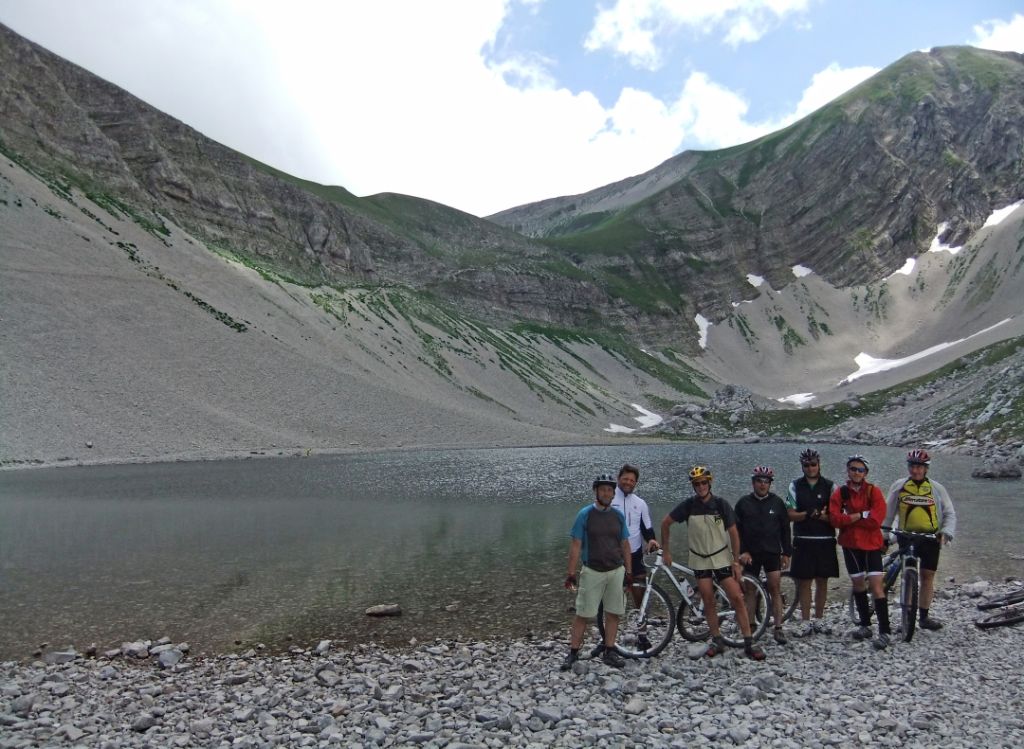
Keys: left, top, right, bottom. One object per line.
{"left": 881, "top": 526, "right": 941, "bottom": 539}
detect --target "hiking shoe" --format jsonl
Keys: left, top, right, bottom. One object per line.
{"left": 795, "top": 621, "right": 815, "bottom": 638}
{"left": 705, "top": 636, "right": 727, "bottom": 658}
{"left": 812, "top": 619, "right": 832, "bottom": 635}
{"left": 872, "top": 633, "right": 891, "bottom": 651}
{"left": 559, "top": 651, "right": 579, "bottom": 671}
{"left": 589, "top": 643, "right": 606, "bottom": 658}
{"left": 636, "top": 633, "right": 652, "bottom": 651}
{"left": 773, "top": 628, "right": 787, "bottom": 645}
{"left": 919, "top": 617, "right": 943, "bottom": 631}
{"left": 851, "top": 625, "right": 872, "bottom": 641}
{"left": 744, "top": 643, "right": 766, "bottom": 661}
{"left": 601, "top": 649, "right": 625, "bottom": 668}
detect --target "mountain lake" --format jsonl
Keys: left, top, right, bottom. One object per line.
{"left": 1, "top": 443, "right": 1021, "bottom": 659}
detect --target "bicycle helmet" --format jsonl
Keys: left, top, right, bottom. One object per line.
{"left": 688, "top": 465, "right": 713, "bottom": 482}
{"left": 846, "top": 454, "right": 869, "bottom": 468}
{"left": 799, "top": 448, "right": 820, "bottom": 465}
{"left": 592, "top": 473, "right": 617, "bottom": 490}
{"left": 752, "top": 465, "right": 774, "bottom": 480}
{"left": 906, "top": 449, "right": 930, "bottom": 466}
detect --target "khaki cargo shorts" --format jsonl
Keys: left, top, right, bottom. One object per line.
{"left": 575, "top": 565, "right": 626, "bottom": 618}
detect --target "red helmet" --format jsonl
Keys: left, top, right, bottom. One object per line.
{"left": 906, "top": 449, "right": 930, "bottom": 466}
{"left": 752, "top": 465, "right": 774, "bottom": 481}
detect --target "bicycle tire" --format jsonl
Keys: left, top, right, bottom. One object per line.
{"left": 900, "top": 567, "right": 918, "bottom": 643}
{"left": 596, "top": 583, "right": 675, "bottom": 658}
{"left": 717, "top": 574, "right": 769, "bottom": 646}
{"left": 676, "top": 595, "right": 710, "bottom": 642}
{"left": 975, "top": 605, "right": 1024, "bottom": 629}
{"left": 977, "top": 589, "right": 1024, "bottom": 611}
{"left": 780, "top": 571, "right": 800, "bottom": 623}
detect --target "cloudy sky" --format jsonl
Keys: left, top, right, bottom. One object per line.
{"left": 1, "top": 1, "right": 1021, "bottom": 217}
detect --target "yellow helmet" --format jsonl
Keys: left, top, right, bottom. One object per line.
{"left": 688, "top": 465, "right": 713, "bottom": 482}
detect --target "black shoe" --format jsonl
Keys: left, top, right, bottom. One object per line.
{"left": 636, "top": 634, "right": 652, "bottom": 651}
{"left": 559, "top": 652, "right": 578, "bottom": 671}
{"left": 589, "top": 643, "right": 606, "bottom": 657}
{"left": 919, "top": 617, "right": 943, "bottom": 631}
{"left": 601, "top": 648, "right": 625, "bottom": 668}
{"left": 773, "top": 628, "right": 787, "bottom": 645}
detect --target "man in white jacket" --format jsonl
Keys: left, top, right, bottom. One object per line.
{"left": 884, "top": 448, "right": 957, "bottom": 630}
{"left": 604, "top": 463, "right": 659, "bottom": 651}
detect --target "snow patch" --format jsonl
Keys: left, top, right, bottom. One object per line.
{"left": 695, "top": 314, "right": 710, "bottom": 349}
{"left": 928, "top": 222, "right": 963, "bottom": 255}
{"left": 777, "top": 392, "right": 816, "bottom": 406}
{"left": 792, "top": 265, "right": 813, "bottom": 278}
{"left": 982, "top": 201, "right": 1023, "bottom": 228}
{"left": 886, "top": 258, "right": 916, "bottom": 279}
{"left": 839, "top": 318, "right": 1014, "bottom": 385}
{"left": 604, "top": 404, "right": 664, "bottom": 434}
{"left": 746, "top": 274, "right": 765, "bottom": 288}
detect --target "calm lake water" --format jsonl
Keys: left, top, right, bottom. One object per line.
{"left": 0, "top": 444, "right": 1020, "bottom": 659}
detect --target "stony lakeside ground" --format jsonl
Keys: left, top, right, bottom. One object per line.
{"left": 2, "top": 581, "right": 1022, "bottom": 748}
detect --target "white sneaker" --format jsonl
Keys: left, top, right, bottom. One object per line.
{"left": 812, "top": 619, "right": 831, "bottom": 635}
{"left": 796, "top": 621, "right": 815, "bottom": 638}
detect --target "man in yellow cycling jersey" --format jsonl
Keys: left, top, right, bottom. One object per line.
{"left": 884, "top": 449, "right": 957, "bottom": 630}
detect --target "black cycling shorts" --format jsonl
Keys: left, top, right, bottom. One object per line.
{"left": 790, "top": 537, "right": 840, "bottom": 580}
{"left": 899, "top": 536, "right": 940, "bottom": 571}
{"left": 695, "top": 566, "right": 733, "bottom": 582}
{"left": 743, "top": 552, "right": 782, "bottom": 577}
{"left": 630, "top": 549, "right": 648, "bottom": 580}
{"left": 842, "top": 547, "right": 884, "bottom": 577}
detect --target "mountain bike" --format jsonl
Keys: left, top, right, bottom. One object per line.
{"left": 845, "top": 528, "right": 938, "bottom": 642}
{"left": 975, "top": 585, "right": 1024, "bottom": 629}
{"left": 596, "top": 550, "right": 769, "bottom": 658}
{"left": 750, "top": 568, "right": 799, "bottom": 624}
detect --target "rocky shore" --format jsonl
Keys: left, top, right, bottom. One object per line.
{"left": 2, "top": 581, "right": 1022, "bottom": 748}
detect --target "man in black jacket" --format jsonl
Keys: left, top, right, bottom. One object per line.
{"left": 785, "top": 448, "right": 838, "bottom": 637}
{"left": 735, "top": 465, "right": 792, "bottom": 644}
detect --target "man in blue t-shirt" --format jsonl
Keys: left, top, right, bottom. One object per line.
{"left": 561, "top": 474, "right": 632, "bottom": 671}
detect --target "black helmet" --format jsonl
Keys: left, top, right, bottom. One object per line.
{"left": 799, "top": 448, "right": 820, "bottom": 465}
{"left": 592, "top": 473, "right": 617, "bottom": 490}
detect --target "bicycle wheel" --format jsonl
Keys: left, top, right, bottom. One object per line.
{"left": 717, "top": 575, "right": 769, "bottom": 646}
{"left": 597, "top": 583, "right": 675, "bottom": 658}
{"left": 977, "top": 589, "right": 1024, "bottom": 611}
{"left": 975, "top": 605, "right": 1024, "bottom": 629}
{"left": 779, "top": 571, "right": 800, "bottom": 623}
{"left": 677, "top": 595, "right": 710, "bottom": 642}
{"left": 900, "top": 567, "right": 919, "bottom": 643}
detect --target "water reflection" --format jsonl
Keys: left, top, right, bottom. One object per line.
{"left": 0, "top": 444, "right": 1020, "bottom": 658}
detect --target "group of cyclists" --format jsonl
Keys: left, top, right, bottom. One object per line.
{"left": 561, "top": 448, "right": 957, "bottom": 670}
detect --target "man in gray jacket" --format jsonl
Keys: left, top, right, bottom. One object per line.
{"left": 884, "top": 449, "right": 957, "bottom": 630}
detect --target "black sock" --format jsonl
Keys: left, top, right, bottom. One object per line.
{"left": 570, "top": 647, "right": 579, "bottom": 656}
{"left": 875, "top": 598, "right": 890, "bottom": 635}
{"left": 919, "top": 607, "right": 929, "bottom": 622}
{"left": 854, "top": 591, "right": 871, "bottom": 626}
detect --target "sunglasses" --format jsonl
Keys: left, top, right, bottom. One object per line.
{"left": 847, "top": 466, "right": 867, "bottom": 473}
{"left": 801, "top": 462, "right": 819, "bottom": 468}
{"left": 753, "top": 477, "right": 772, "bottom": 483}
{"left": 692, "top": 480, "right": 710, "bottom": 486}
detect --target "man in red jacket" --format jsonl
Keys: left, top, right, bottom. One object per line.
{"left": 829, "top": 455, "right": 892, "bottom": 650}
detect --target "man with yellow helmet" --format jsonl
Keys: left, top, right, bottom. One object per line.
{"left": 661, "top": 465, "right": 766, "bottom": 660}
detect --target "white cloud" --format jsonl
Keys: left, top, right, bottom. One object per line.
{"left": 585, "top": 0, "right": 812, "bottom": 69}
{"left": 970, "top": 13, "right": 1024, "bottom": 52}
{"left": 0, "top": 1, "right": 892, "bottom": 216}
{"left": 790, "top": 62, "right": 879, "bottom": 118}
